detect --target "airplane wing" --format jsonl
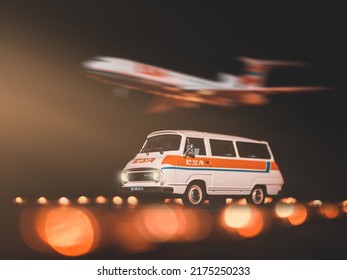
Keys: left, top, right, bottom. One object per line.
{"left": 181, "top": 86, "right": 331, "bottom": 106}
{"left": 208, "top": 86, "right": 331, "bottom": 95}
{"left": 145, "top": 96, "right": 201, "bottom": 113}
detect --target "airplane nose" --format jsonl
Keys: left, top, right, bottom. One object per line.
{"left": 81, "top": 60, "right": 95, "bottom": 70}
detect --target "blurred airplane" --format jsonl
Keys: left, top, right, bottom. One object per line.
{"left": 82, "top": 56, "right": 329, "bottom": 113}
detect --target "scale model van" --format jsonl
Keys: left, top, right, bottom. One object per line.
{"left": 120, "top": 130, "right": 284, "bottom": 206}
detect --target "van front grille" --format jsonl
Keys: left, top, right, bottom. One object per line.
{"left": 128, "top": 171, "right": 154, "bottom": 182}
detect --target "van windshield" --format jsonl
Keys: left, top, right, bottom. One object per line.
{"left": 140, "top": 134, "right": 182, "bottom": 154}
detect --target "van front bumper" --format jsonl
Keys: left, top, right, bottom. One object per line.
{"left": 120, "top": 186, "right": 174, "bottom": 194}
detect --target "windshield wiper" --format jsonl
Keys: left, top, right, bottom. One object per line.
{"left": 142, "top": 147, "right": 164, "bottom": 155}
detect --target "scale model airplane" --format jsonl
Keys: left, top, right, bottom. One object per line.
{"left": 82, "top": 56, "right": 329, "bottom": 113}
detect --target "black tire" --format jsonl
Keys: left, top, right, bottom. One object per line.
{"left": 209, "top": 196, "right": 226, "bottom": 208}
{"left": 247, "top": 186, "right": 266, "bottom": 205}
{"left": 182, "top": 183, "right": 206, "bottom": 207}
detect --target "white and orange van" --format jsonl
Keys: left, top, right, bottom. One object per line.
{"left": 120, "top": 130, "right": 284, "bottom": 206}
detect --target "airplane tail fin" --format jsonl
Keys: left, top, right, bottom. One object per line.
{"left": 238, "top": 57, "right": 308, "bottom": 87}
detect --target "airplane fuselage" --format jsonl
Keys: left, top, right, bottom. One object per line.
{"left": 82, "top": 56, "right": 328, "bottom": 109}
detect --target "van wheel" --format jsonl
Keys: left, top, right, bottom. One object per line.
{"left": 183, "top": 183, "right": 206, "bottom": 207}
{"left": 247, "top": 186, "right": 266, "bottom": 205}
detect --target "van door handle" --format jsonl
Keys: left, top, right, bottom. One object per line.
{"left": 205, "top": 160, "right": 210, "bottom": 164}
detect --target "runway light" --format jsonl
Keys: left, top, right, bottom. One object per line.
{"left": 226, "top": 198, "right": 233, "bottom": 205}
{"left": 77, "top": 196, "right": 90, "bottom": 205}
{"left": 95, "top": 196, "right": 108, "bottom": 204}
{"left": 173, "top": 198, "right": 183, "bottom": 205}
{"left": 127, "top": 196, "right": 138, "bottom": 208}
{"left": 237, "top": 198, "right": 247, "bottom": 205}
{"left": 319, "top": 203, "right": 340, "bottom": 219}
{"left": 307, "top": 200, "right": 322, "bottom": 207}
{"left": 112, "top": 196, "right": 123, "bottom": 206}
{"left": 58, "top": 197, "right": 70, "bottom": 206}
{"left": 288, "top": 204, "right": 307, "bottom": 226}
{"left": 14, "top": 196, "right": 25, "bottom": 205}
{"left": 223, "top": 205, "right": 252, "bottom": 228}
{"left": 264, "top": 197, "right": 273, "bottom": 204}
{"left": 280, "top": 197, "right": 297, "bottom": 204}
{"left": 37, "top": 197, "right": 49, "bottom": 205}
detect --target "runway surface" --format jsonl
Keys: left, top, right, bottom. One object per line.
{"left": 1, "top": 196, "right": 346, "bottom": 260}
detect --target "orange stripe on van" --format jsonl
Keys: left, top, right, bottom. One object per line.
{"left": 271, "top": 162, "right": 279, "bottom": 171}
{"left": 210, "top": 158, "right": 266, "bottom": 170}
{"left": 162, "top": 155, "right": 274, "bottom": 171}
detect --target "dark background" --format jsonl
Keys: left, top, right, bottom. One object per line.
{"left": 1, "top": 1, "right": 346, "bottom": 201}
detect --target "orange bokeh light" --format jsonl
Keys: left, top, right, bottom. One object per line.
{"left": 319, "top": 203, "right": 340, "bottom": 219}
{"left": 342, "top": 200, "right": 347, "bottom": 213}
{"left": 223, "top": 205, "right": 252, "bottom": 228}
{"left": 35, "top": 207, "right": 99, "bottom": 257}
{"left": 288, "top": 204, "right": 307, "bottom": 226}
{"left": 307, "top": 200, "right": 322, "bottom": 207}
{"left": 136, "top": 204, "right": 179, "bottom": 243}
{"left": 19, "top": 208, "right": 52, "bottom": 253}
{"left": 221, "top": 205, "right": 266, "bottom": 239}
{"left": 171, "top": 207, "right": 212, "bottom": 242}
{"left": 275, "top": 202, "right": 295, "bottom": 218}
{"left": 237, "top": 207, "right": 264, "bottom": 238}
{"left": 112, "top": 213, "right": 153, "bottom": 254}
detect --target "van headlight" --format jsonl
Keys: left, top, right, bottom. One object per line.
{"left": 121, "top": 170, "right": 129, "bottom": 184}
{"left": 152, "top": 170, "right": 163, "bottom": 183}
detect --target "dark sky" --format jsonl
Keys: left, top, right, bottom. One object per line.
{"left": 0, "top": 1, "right": 346, "bottom": 200}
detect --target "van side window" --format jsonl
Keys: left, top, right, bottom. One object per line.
{"left": 236, "top": 141, "right": 271, "bottom": 159}
{"left": 185, "top": 138, "right": 206, "bottom": 155}
{"left": 210, "top": 139, "right": 236, "bottom": 157}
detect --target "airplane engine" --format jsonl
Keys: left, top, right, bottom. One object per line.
{"left": 240, "top": 93, "right": 269, "bottom": 105}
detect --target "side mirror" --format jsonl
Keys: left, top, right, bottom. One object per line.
{"left": 184, "top": 143, "right": 195, "bottom": 158}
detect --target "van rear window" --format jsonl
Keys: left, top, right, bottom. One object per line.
{"left": 210, "top": 139, "right": 236, "bottom": 157}
{"left": 236, "top": 141, "right": 271, "bottom": 159}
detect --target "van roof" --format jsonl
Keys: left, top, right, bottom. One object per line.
{"left": 147, "top": 130, "right": 267, "bottom": 143}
